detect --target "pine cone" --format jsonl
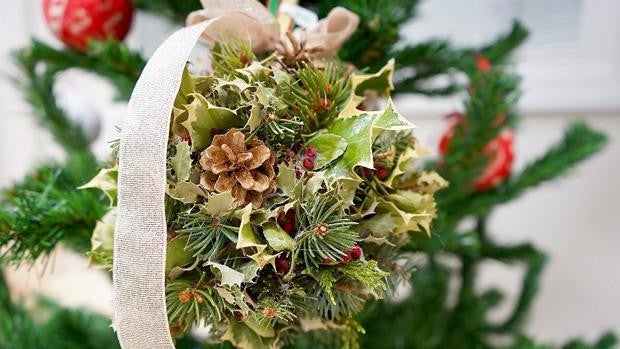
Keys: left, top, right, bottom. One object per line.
{"left": 199, "top": 129, "right": 276, "bottom": 208}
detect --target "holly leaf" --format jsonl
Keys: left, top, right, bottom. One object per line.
{"left": 340, "top": 60, "right": 395, "bottom": 119}
{"left": 355, "top": 213, "right": 399, "bottom": 237}
{"left": 174, "top": 64, "right": 195, "bottom": 108}
{"left": 171, "top": 141, "right": 192, "bottom": 182}
{"left": 276, "top": 163, "right": 301, "bottom": 199}
{"left": 236, "top": 205, "right": 277, "bottom": 268}
{"left": 88, "top": 208, "right": 116, "bottom": 268}
{"left": 243, "top": 316, "right": 276, "bottom": 338}
{"left": 167, "top": 182, "right": 205, "bottom": 204}
{"left": 326, "top": 100, "right": 414, "bottom": 181}
{"left": 182, "top": 93, "right": 244, "bottom": 151}
{"left": 220, "top": 318, "right": 275, "bottom": 349}
{"left": 206, "top": 262, "right": 245, "bottom": 287}
{"left": 204, "top": 191, "right": 237, "bottom": 216}
{"left": 305, "top": 133, "right": 348, "bottom": 169}
{"left": 79, "top": 166, "right": 118, "bottom": 207}
{"left": 262, "top": 223, "right": 294, "bottom": 252}
{"left": 165, "top": 236, "right": 194, "bottom": 276}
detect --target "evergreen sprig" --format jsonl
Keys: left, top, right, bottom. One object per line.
{"left": 294, "top": 197, "right": 358, "bottom": 268}
{"left": 176, "top": 211, "right": 240, "bottom": 262}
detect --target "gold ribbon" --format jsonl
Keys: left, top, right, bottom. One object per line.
{"left": 186, "top": 0, "right": 359, "bottom": 60}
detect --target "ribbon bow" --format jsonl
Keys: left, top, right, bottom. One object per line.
{"left": 186, "top": 0, "right": 359, "bottom": 60}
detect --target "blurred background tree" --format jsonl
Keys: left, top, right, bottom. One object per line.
{"left": 0, "top": 0, "right": 615, "bottom": 348}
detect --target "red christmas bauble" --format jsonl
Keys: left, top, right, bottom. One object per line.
{"left": 43, "top": 0, "right": 134, "bottom": 51}
{"left": 439, "top": 113, "right": 514, "bottom": 191}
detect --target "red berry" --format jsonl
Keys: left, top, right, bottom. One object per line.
{"left": 295, "top": 168, "right": 303, "bottom": 178}
{"left": 305, "top": 146, "right": 317, "bottom": 158}
{"left": 180, "top": 133, "right": 192, "bottom": 144}
{"left": 303, "top": 157, "right": 314, "bottom": 170}
{"left": 233, "top": 310, "right": 244, "bottom": 320}
{"left": 285, "top": 209, "right": 295, "bottom": 220}
{"left": 277, "top": 212, "right": 287, "bottom": 225}
{"left": 362, "top": 167, "right": 372, "bottom": 178}
{"left": 341, "top": 251, "right": 352, "bottom": 264}
{"left": 283, "top": 222, "right": 295, "bottom": 235}
{"left": 375, "top": 163, "right": 388, "bottom": 180}
{"left": 351, "top": 245, "right": 362, "bottom": 259}
{"left": 275, "top": 255, "right": 290, "bottom": 274}
{"left": 286, "top": 150, "right": 296, "bottom": 158}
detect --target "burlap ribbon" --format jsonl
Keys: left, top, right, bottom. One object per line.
{"left": 113, "top": 2, "right": 358, "bottom": 348}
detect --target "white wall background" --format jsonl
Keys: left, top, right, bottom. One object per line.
{"left": 1, "top": 0, "right": 619, "bottom": 344}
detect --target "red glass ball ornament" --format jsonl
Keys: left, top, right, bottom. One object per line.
{"left": 439, "top": 113, "right": 514, "bottom": 191}
{"left": 43, "top": 0, "right": 134, "bottom": 51}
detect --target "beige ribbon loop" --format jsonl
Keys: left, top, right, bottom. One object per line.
{"left": 113, "top": 20, "right": 211, "bottom": 349}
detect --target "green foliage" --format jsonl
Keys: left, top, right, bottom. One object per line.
{"left": 0, "top": 153, "right": 107, "bottom": 265}
{"left": 166, "top": 279, "right": 227, "bottom": 333}
{"left": 0, "top": 272, "right": 120, "bottom": 349}
{"left": 134, "top": 0, "right": 203, "bottom": 24}
{"left": 294, "top": 197, "right": 359, "bottom": 268}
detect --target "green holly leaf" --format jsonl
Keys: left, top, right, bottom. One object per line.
{"left": 262, "top": 223, "right": 294, "bottom": 252}
{"left": 79, "top": 166, "right": 118, "bottom": 207}
{"left": 174, "top": 64, "right": 195, "bottom": 108}
{"left": 242, "top": 316, "right": 276, "bottom": 338}
{"left": 171, "top": 141, "right": 192, "bottom": 182}
{"left": 165, "top": 236, "right": 194, "bottom": 276}
{"left": 181, "top": 93, "right": 244, "bottom": 151}
{"left": 276, "top": 163, "right": 301, "bottom": 199}
{"left": 326, "top": 100, "right": 414, "bottom": 180}
{"left": 305, "top": 133, "right": 348, "bottom": 169}
{"left": 220, "top": 318, "right": 275, "bottom": 349}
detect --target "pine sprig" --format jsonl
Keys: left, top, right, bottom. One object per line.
{"left": 176, "top": 211, "right": 239, "bottom": 262}
{"left": 281, "top": 62, "right": 351, "bottom": 132}
{"left": 294, "top": 196, "right": 358, "bottom": 267}
{"left": 166, "top": 279, "right": 227, "bottom": 333}
{"left": 455, "top": 122, "right": 608, "bottom": 218}
{"left": 0, "top": 154, "right": 106, "bottom": 265}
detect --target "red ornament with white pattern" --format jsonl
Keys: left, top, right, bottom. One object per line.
{"left": 439, "top": 112, "right": 514, "bottom": 191}
{"left": 43, "top": 0, "right": 134, "bottom": 51}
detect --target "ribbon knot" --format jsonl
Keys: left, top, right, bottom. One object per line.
{"left": 186, "top": 0, "right": 359, "bottom": 60}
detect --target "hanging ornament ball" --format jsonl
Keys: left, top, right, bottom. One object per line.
{"left": 439, "top": 112, "right": 514, "bottom": 191}
{"left": 43, "top": 0, "right": 134, "bottom": 51}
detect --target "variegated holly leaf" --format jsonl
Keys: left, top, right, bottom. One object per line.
{"left": 305, "top": 133, "right": 348, "bottom": 169}
{"left": 181, "top": 93, "right": 244, "bottom": 151}
{"left": 262, "top": 223, "right": 294, "bottom": 252}
{"left": 167, "top": 182, "right": 205, "bottom": 204}
{"left": 206, "top": 262, "right": 245, "bottom": 287}
{"left": 236, "top": 205, "right": 278, "bottom": 268}
{"left": 340, "top": 59, "right": 395, "bottom": 119}
{"left": 79, "top": 166, "right": 118, "bottom": 207}
{"left": 326, "top": 99, "right": 414, "bottom": 181}
{"left": 171, "top": 140, "right": 192, "bottom": 182}
{"left": 204, "top": 191, "right": 237, "bottom": 216}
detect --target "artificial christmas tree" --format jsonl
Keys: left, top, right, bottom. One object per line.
{"left": 0, "top": 1, "right": 616, "bottom": 348}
